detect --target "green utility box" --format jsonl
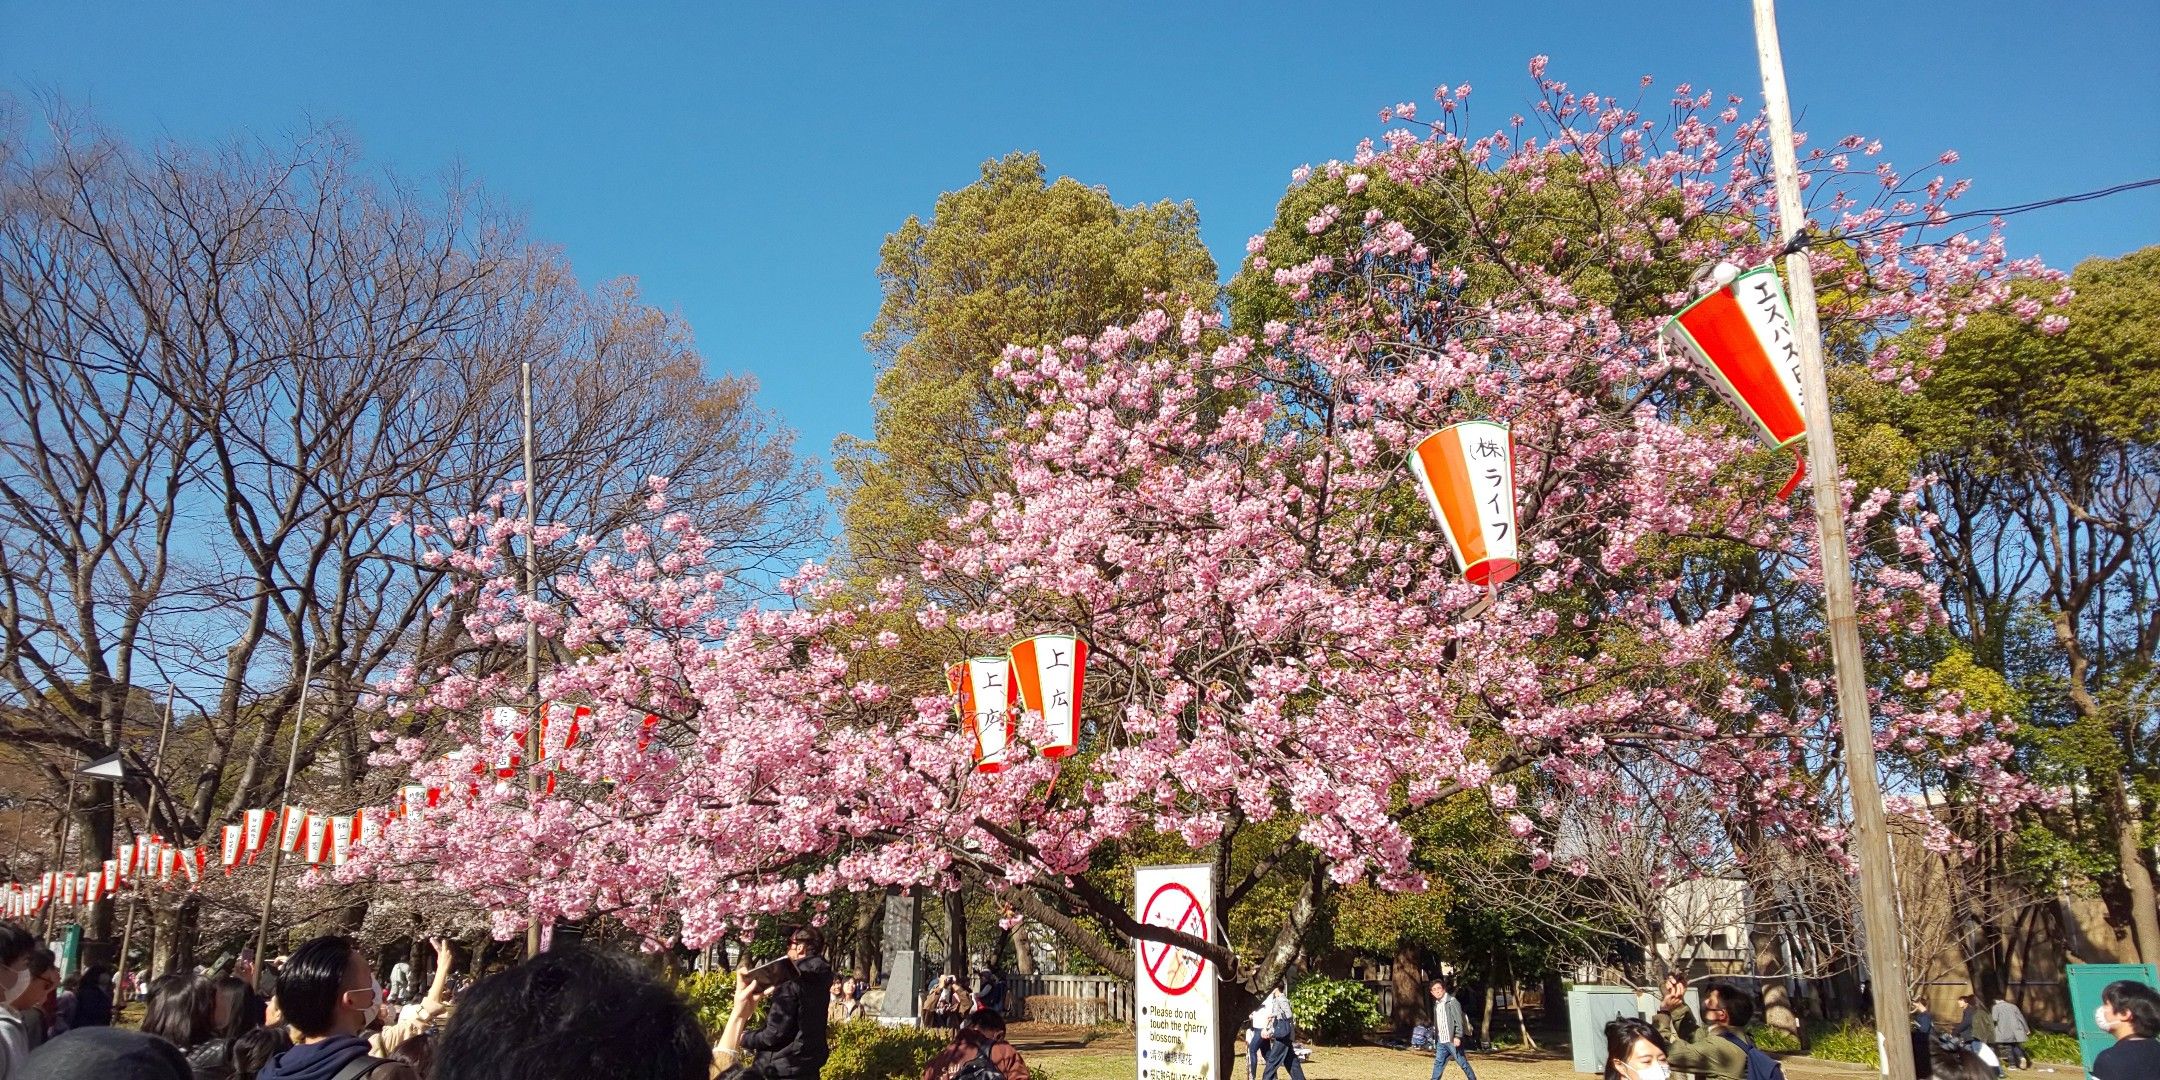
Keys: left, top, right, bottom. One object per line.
{"left": 1568, "top": 985, "right": 1647, "bottom": 1073}
{"left": 2066, "top": 962, "right": 2158, "bottom": 1074}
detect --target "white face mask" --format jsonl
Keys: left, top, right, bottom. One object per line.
{"left": 2095, "top": 1005, "right": 2115, "bottom": 1033}
{"left": 1631, "top": 1064, "right": 1671, "bottom": 1080}
{"left": 347, "top": 976, "right": 381, "bottom": 1017}
{"left": 2, "top": 965, "right": 29, "bottom": 1001}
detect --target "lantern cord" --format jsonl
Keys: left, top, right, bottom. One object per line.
{"left": 1788, "top": 176, "right": 2160, "bottom": 250}
{"left": 1775, "top": 448, "right": 1807, "bottom": 501}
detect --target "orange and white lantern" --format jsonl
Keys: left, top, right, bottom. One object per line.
{"left": 1661, "top": 262, "right": 1809, "bottom": 495}
{"left": 357, "top": 809, "right": 382, "bottom": 846}
{"left": 304, "top": 815, "right": 330, "bottom": 865}
{"left": 1408, "top": 420, "right": 1521, "bottom": 587}
{"left": 181, "top": 847, "right": 203, "bottom": 883}
{"left": 243, "top": 809, "right": 270, "bottom": 860}
{"left": 1008, "top": 634, "right": 1088, "bottom": 759}
{"left": 101, "top": 860, "right": 117, "bottom": 893}
{"left": 947, "top": 656, "right": 1016, "bottom": 772}
{"left": 221, "top": 825, "right": 243, "bottom": 872}
{"left": 281, "top": 808, "right": 309, "bottom": 854}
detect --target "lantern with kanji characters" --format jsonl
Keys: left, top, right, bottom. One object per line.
{"left": 1660, "top": 262, "right": 1810, "bottom": 496}
{"left": 221, "top": 825, "right": 243, "bottom": 873}
{"left": 244, "top": 808, "right": 271, "bottom": 862}
{"left": 330, "top": 815, "right": 354, "bottom": 866}
{"left": 947, "top": 656, "right": 1016, "bottom": 772}
{"left": 1008, "top": 634, "right": 1088, "bottom": 759}
{"left": 1408, "top": 420, "right": 1521, "bottom": 587}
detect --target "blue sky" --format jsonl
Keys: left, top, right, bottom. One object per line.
{"left": 6, "top": 1, "right": 2156, "bottom": 543}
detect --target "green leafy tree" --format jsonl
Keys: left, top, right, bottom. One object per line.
{"left": 1856, "top": 245, "right": 2160, "bottom": 963}
{"left": 834, "top": 151, "right": 1218, "bottom": 574}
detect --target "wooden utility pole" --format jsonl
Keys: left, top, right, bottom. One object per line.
{"left": 1750, "top": 4, "right": 1917, "bottom": 1077}
{"left": 521, "top": 359, "right": 543, "bottom": 959}
{"left": 250, "top": 653, "right": 315, "bottom": 986}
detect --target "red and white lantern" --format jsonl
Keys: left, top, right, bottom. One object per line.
{"left": 244, "top": 809, "right": 271, "bottom": 861}
{"left": 947, "top": 656, "right": 1016, "bottom": 772}
{"left": 1009, "top": 634, "right": 1088, "bottom": 759}
{"left": 101, "top": 860, "right": 117, "bottom": 894}
{"left": 330, "top": 815, "right": 354, "bottom": 866}
{"left": 281, "top": 809, "right": 309, "bottom": 855}
{"left": 304, "top": 815, "right": 330, "bottom": 865}
{"left": 1408, "top": 420, "right": 1521, "bottom": 587}
{"left": 1660, "top": 262, "right": 1810, "bottom": 496}
{"left": 221, "top": 825, "right": 243, "bottom": 872}
{"left": 357, "top": 809, "right": 382, "bottom": 846}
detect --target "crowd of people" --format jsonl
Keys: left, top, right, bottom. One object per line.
{"left": 3, "top": 912, "right": 2154, "bottom": 1080}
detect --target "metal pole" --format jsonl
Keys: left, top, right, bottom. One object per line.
{"left": 1749, "top": 4, "right": 1916, "bottom": 1077}
{"left": 521, "top": 358, "right": 543, "bottom": 958}
{"left": 249, "top": 652, "right": 314, "bottom": 990}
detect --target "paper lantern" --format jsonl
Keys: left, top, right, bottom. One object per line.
{"left": 1408, "top": 420, "right": 1521, "bottom": 587}
{"left": 1009, "top": 634, "right": 1088, "bottom": 759}
{"left": 538, "top": 702, "right": 587, "bottom": 760}
{"left": 1660, "top": 262, "right": 1810, "bottom": 497}
{"left": 243, "top": 809, "right": 270, "bottom": 861}
{"left": 330, "top": 816, "right": 353, "bottom": 866}
{"left": 947, "top": 656, "right": 1016, "bottom": 772}
{"left": 221, "top": 825, "right": 243, "bottom": 872}
{"left": 277, "top": 808, "right": 305, "bottom": 854}
{"left": 101, "top": 860, "right": 117, "bottom": 893}
{"left": 181, "top": 847, "right": 203, "bottom": 883}
{"left": 303, "top": 815, "right": 330, "bottom": 865}
{"left": 357, "top": 809, "right": 382, "bottom": 846}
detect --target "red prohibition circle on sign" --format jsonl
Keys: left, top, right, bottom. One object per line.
{"left": 1138, "top": 881, "right": 1208, "bottom": 996}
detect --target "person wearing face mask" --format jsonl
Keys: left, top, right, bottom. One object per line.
{"left": 1604, "top": 1017, "right": 1671, "bottom": 1080}
{"left": 253, "top": 936, "right": 417, "bottom": 1080}
{"left": 2089, "top": 978, "right": 2160, "bottom": 1080}
{"left": 1653, "top": 976, "right": 1754, "bottom": 1080}
{"left": 0, "top": 922, "right": 38, "bottom": 1080}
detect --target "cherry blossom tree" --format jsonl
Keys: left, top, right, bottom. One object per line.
{"left": 348, "top": 62, "right": 2055, "bottom": 1039}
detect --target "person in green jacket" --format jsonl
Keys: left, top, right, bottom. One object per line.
{"left": 1653, "top": 976, "right": 1752, "bottom": 1080}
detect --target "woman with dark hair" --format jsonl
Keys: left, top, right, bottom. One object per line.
{"left": 140, "top": 974, "right": 218, "bottom": 1062}
{"left": 1603, "top": 1017, "right": 1670, "bottom": 1080}
{"left": 67, "top": 965, "right": 114, "bottom": 1029}
{"left": 210, "top": 977, "right": 257, "bottom": 1042}
{"left": 388, "top": 1031, "right": 435, "bottom": 1079}
{"left": 226, "top": 1026, "right": 292, "bottom": 1080}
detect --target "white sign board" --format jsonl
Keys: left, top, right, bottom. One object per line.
{"left": 1135, "top": 863, "right": 1217, "bottom": 1080}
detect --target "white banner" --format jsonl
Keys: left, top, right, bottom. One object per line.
{"left": 1134, "top": 863, "right": 1218, "bottom": 1080}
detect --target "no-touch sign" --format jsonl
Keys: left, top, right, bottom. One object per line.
{"left": 1134, "top": 864, "right": 1217, "bottom": 1080}
{"left": 1139, "top": 881, "right": 1208, "bottom": 995}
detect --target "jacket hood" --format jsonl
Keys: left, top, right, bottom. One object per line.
{"left": 256, "top": 1035, "right": 374, "bottom": 1080}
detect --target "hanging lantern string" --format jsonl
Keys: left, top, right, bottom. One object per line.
{"left": 1774, "top": 175, "right": 2160, "bottom": 255}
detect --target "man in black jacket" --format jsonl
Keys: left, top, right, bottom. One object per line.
{"left": 742, "top": 927, "right": 834, "bottom": 1080}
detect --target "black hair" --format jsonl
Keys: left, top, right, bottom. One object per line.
{"left": 24, "top": 947, "right": 56, "bottom": 978}
{"left": 1430, "top": 976, "right": 1451, "bottom": 992}
{"left": 788, "top": 925, "right": 825, "bottom": 958}
{"left": 1602, "top": 1017, "right": 1669, "bottom": 1080}
{"left": 0, "top": 921, "right": 32, "bottom": 966}
{"left": 2102, "top": 978, "right": 2160, "bottom": 1038}
{"left": 71, "top": 962, "right": 111, "bottom": 991}
{"left": 1704, "top": 981, "right": 1756, "bottom": 1029}
{"left": 213, "top": 975, "right": 258, "bottom": 1041}
{"left": 231, "top": 1025, "right": 294, "bottom": 1079}
{"left": 392, "top": 1031, "right": 438, "bottom": 1079}
{"left": 960, "top": 1008, "right": 1006, "bottom": 1035}
{"left": 433, "top": 945, "right": 708, "bottom": 1080}
{"left": 1929, "top": 1047, "right": 1994, "bottom": 1080}
{"left": 142, "top": 973, "right": 218, "bottom": 1048}
{"left": 276, "top": 934, "right": 362, "bottom": 1036}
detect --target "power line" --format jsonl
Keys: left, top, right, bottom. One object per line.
{"left": 1787, "top": 176, "right": 2160, "bottom": 253}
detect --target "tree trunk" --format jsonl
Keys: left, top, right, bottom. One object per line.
{"left": 1749, "top": 899, "right": 1805, "bottom": 1048}
{"left": 1506, "top": 953, "right": 1538, "bottom": 1050}
{"left": 1392, "top": 945, "right": 1428, "bottom": 1032}
{"left": 1011, "top": 920, "right": 1036, "bottom": 976}
{"left": 1219, "top": 980, "right": 1259, "bottom": 1080}
{"left": 2104, "top": 771, "right": 2160, "bottom": 965}
{"left": 943, "top": 891, "right": 968, "bottom": 979}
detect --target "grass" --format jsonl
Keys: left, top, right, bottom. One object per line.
{"left": 2024, "top": 1031, "right": 2081, "bottom": 1064}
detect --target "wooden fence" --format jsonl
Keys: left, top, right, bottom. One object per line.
{"left": 1001, "top": 973, "right": 1134, "bottom": 1024}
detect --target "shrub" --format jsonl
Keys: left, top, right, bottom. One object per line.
{"left": 677, "top": 971, "right": 738, "bottom": 1038}
{"left": 1804, "top": 1019, "right": 1880, "bottom": 1067}
{"left": 2024, "top": 1031, "right": 2080, "bottom": 1064}
{"left": 1287, "top": 976, "right": 1384, "bottom": 1043}
{"left": 1746, "top": 1023, "right": 1801, "bottom": 1054}
{"left": 821, "top": 1018, "right": 949, "bottom": 1080}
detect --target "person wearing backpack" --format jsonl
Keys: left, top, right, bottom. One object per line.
{"left": 1654, "top": 977, "right": 1784, "bottom": 1080}
{"left": 919, "top": 1009, "right": 1028, "bottom": 1080}
{"left": 254, "top": 935, "right": 417, "bottom": 1080}
{"left": 1259, "top": 987, "right": 1307, "bottom": 1080}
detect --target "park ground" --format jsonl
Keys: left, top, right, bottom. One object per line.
{"left": 1006, "top": 1025, "right": 2093, "bottom": 1080}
